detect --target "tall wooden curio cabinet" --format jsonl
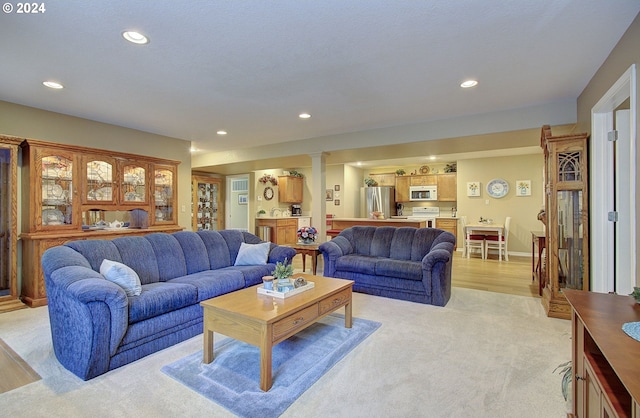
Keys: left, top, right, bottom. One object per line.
{"left": 0, "top": 136, "right": 24, "bottom": 312}
{"left": 540, "top": 125, "right": 589, "bottom": 319}
{"left": 192, "top": 175, "right": 224, "bottom": 231}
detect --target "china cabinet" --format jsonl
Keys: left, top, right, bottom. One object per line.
{"left": 540, "top": 125, "right": 589, "bottom": 319}
{"left": 0, "top": 135, "right": 25, "bottom": 312}
{"left": 277, "top": 176, "right": 303, "bottom": 203}
{"left": 20, "top": 139, "right": 182, "bottom": 307}
{"left": 192, "top": 175, "right": 224, "bottom": 231}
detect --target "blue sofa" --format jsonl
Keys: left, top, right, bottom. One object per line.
{"left": 319, "top": 226, "right": 455, "bottom": 306}
{"left": 41, "top": 230, "right": 296, "bottom": 380}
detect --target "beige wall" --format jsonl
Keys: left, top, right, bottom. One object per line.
{"left": 0, "top": 100, "right": 193, "bottom": 231}
{"left": 576, "top": 12, "right": 640, "bottom": 282}
{"left": 457, "top": 154, "right": 545, "bottom": 254}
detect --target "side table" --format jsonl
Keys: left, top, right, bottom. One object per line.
{"left": 287, "top": 243, "right": 321, "bottom": 275}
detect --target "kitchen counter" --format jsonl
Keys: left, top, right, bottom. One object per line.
{"left": 330, "top": 218, "right": 427, "bottom": 230}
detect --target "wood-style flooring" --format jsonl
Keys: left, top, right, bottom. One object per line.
{"left": 0, "top": 337, "right": 40, "bottom": 394}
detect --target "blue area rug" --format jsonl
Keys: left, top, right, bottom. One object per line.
{"left": 161, "top": 314, "right": 381, "bottom": 418}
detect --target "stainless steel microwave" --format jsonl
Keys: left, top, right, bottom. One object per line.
{"left": 409, "top": 185, "right": 438, "bottom": 201}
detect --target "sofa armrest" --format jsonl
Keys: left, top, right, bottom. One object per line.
{"left": 43, "top": 245, "right": 130, "bottom": 380}
{"left": 422, "top": 246, "right": 454, "bottom": 306}
{"left": 319, "top": 237, "right": 353, "bottom": 277}
{"left": 268, "top": 244, "right": 297, "bottom": 264}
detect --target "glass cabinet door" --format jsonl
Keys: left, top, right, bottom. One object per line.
{"left": 556, "top": 190, "right": 584, "bottom": 291}
{"left": 120, "top": 162, "right": 148, "bottom": 205}
{"left": 41, "top": 154, "right": 74, "bottom": 227}
{"left": 192, "top": 177, "right": 221, "bottom": 231}
{"left": 84, "top": 158, "right": 115, "bottom": 204}
{"left": 153, "top": 166, "right": 175, "bottom": 224}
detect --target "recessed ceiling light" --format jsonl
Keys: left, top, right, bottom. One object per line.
{"left": 122, "top": 31, "right": 149, "bottom": 45}
{"left": 189, "top": 147, "right": 198, "bottom": 153}
{"left": 460, "top": 80, "right": 478, "bottom": 88}
{"left": 43, "top": 81, "right": 64, "bottom": 89}
{"left": 429, "top": 156, "right": 437, "bottom": 160}
{"left": 299, "top": 113, "right": 311, "bottom": 119}
{"left": 216, "top": 130, "right": 227, "bottom": 135}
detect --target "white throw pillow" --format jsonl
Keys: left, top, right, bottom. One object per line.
{"left": 234, "top": 242, "right": 271, "bottom": 266}
{"left": 100, "top": 259, "right": 142, "bottom": 296}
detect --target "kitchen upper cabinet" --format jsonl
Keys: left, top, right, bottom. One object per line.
{"left": 437, "top": 173, "right": 457, "bottom": 201}
{"left": 369, "top": 173, "right": 396, "bottom": 187}
{"left": 278, "top": 176, "right": 303, "bottom": 203}
{"left": 410, "top": 175, "right": 437, "bottom": 186}
{"left": 395, "top": 176, "right": 410, "bottom": 202}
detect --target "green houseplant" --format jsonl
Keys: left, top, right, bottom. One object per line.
{"left": 395, "top": 168, "right": 406, "bottom": 176}
{"left": 272, "top": 258, "right": 294, "bottom": 281}
{"left": 364, "top": 177, "right": 378, "bottom": 187}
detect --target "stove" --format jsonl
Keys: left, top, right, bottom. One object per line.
{"left": 407, "top": 207, "right": 440, "bottom": 228}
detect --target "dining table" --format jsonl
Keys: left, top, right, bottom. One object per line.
{"left": 465, "top": 222, "right": 506, "bottom": 261}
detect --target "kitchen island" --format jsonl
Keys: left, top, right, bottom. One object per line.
{"left": 329, "top": 218, "right": 427, "bottom": 231}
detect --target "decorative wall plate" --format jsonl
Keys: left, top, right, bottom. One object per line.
{"left": 419, "top": 165, "right": 430, "bottom": 174}
{"left": 264, "top": 186, "right": 274, "bottom": 200}
{"left": 487, "top": 178, "right": 509, "bottom": 198}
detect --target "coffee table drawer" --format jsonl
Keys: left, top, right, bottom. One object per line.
{"left": 273, "top": 304, "right": 319, "bottom": 341}
{"left": 319, "top": 288, "right": 351, "bottom": 315}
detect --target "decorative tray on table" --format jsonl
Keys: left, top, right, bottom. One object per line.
{"left": 257, "top": 280, "right": 315, "bottom": 299}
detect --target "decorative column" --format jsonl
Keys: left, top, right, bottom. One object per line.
{"left": 309, "top": 152, "right": 327, "bottom": 241}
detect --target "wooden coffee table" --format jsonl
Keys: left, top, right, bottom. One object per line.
{"left": 201, "top": 274, "right": 353, "bottom": 391}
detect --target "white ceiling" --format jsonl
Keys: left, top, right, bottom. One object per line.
{"left": 1, "top": 1, "right": 639, "bottom": 164}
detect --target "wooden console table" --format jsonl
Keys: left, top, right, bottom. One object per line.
{"left": 531, "top": 231, "right": 546, "bottom": 296}
{"left": 287, "top": 243, "right": 321, "bottom": 275}
{"left": 564, "top": 290, "right": 640, "bottom": 418}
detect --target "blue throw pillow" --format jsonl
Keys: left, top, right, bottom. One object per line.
{"left": 234, "top": 242, "right": 271, "bottom": 266}
{"left": 100, "top": 259, "right": 142, "bottom": 296}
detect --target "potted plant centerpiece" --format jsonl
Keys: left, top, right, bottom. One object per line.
{"left": 272, "top": 258, "right": 294, "bottom": 292}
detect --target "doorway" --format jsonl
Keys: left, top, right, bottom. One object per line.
{"left": 225, "top": 175, "right": 250, "bottom": 232}
{"left": 590, "top": 64, "right": 637, "bottom": 294}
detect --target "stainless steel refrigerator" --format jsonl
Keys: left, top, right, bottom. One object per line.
{"left": 360, "top": 186, "right": 396, "bottom": 218}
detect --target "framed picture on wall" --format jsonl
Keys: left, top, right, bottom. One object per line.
{"left": 467, "top": 182, "right": 481, "bottom": 197}
{"left": 516, "top": 180, "right": 531, "bottom": 196}
{"left": 334, "top": 185, "right": 340, "bottom": 191}
{"left": 238, "top": 194, "right": 248, "bottom": 205}
{"left": 326, "top": 189, "right": 334, "bottom": 201}
{"left": 334, "top": 199, "right": 340, "bottom": 206}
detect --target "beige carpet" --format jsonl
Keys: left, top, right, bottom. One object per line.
{"left": 0, "top": 288, "right": 571, "bottom": 417}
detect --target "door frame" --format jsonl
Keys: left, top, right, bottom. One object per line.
{"left": 590, "top": 64, "right": 637, "bottom": 293}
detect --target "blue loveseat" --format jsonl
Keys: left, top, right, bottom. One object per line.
{"left": 41, "top": 230, "right": 296, "bottom": 380}
{"left": 319, "top": 226, "right": 455, "bottom": 306}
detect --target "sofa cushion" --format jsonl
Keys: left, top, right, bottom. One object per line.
{"left": 197, "top": 230, "right": 232, "bottom": 269}
{"left": 100, "top": 259, "right": 142, "bottom": 296}
{"left": 65, "top": 240, "right": 122, "bottom": 272}
{"left": 370, "top": 227, "right": 395, "bottom": 258}
{"left": 375, "top": 258, "right": 423, "bottom": 281}
{"left": 168, "top": 269, "right": 245, "bottom": 301}
{"left": 144, "top": 233, "right": 188, "bottom": 280}
{"left": 389, "top": 227, "right": 417, "bottom": 260}
{"left": 336, "top": 254, "right": 377, "bottom": 275}
{"left": 173, "top": 231, "right": 211, "bottom": 273}
{"left": 128, "top": 282, "right": 197, "bottom": 324}
{"left": 229, "top": 264, "right": 276, "bottom": 287}
{"left": 351, "top": 227, "right": 376, "bottom": 256}
{"left": 112, "top": 237, "right": 160, "bottom": 285}
{"left": 234, "top": 242, "right": 270, "bottom": 266}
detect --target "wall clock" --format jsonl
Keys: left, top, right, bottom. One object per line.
{"left": 263, "top": 186, "right": 274, "bottom": 201}
{"left": 486, "top": 178, "right": 509, "bottom": 198}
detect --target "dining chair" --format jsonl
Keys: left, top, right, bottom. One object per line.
{"left": 485, "top": 216, "right": 511, "bottom": 261}
{"left": 461, "top": 216, "right": 486, "bottom": 259}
